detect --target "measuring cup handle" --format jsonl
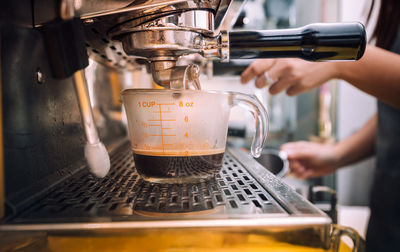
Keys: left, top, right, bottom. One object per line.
{"left": 231, "top": 93, "right": 268, "bottom": 158}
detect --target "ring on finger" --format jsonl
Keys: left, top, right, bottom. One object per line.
{"left": 264, "top": 72, "right": 278, "bottom": 86}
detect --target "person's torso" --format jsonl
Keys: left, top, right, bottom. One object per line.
{"left": 376, "top": 25, "right": 400, "bottom": 175}
{"left": 367, "top": 26, "right": 400, "bottom": 252}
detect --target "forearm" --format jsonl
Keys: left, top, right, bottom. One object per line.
{"left": 333, "top": 45, "right": 400, "bottom": 109}
{"left": 334, "top": 114, "right": 377, "bottom": 168}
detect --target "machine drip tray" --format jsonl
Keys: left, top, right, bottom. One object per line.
{"left": 8, "top": 143, "right": 286, "bottom": 223}
{"left": 1, "top": 142, "right": 329, "bottom": 236}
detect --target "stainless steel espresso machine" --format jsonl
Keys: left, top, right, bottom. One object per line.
{"left": 0, "top": 0, "right": 366, "bottom": 251}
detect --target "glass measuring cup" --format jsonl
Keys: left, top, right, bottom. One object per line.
{"left": 121, "top": 89, "right": 268, "bottom": 183}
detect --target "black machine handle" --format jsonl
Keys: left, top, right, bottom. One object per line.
{"left": 309, "top": 186, "right": 337, "bottom": 224}
{"left": 229, "top": 22, "right": 366, "bottom": 61}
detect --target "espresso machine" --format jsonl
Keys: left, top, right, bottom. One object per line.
{"left": 0, "top": 0, "right": 366, "bottom": 251}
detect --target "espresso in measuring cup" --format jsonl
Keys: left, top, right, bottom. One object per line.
{"left": 133, "top": 149, "right": 225, "bottom": 183}
{"left": 122, "top": 89, "right": 268, "bottom": 184}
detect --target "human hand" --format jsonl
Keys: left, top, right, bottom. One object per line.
{"left": 240, "top": 59, "right": 338, "bottom": 96}
{"left": 281, "top": 141, "right": 341, "bottom": 179}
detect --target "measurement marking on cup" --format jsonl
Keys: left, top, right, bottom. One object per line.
{"left": 152, "top": 111, "right": 172, "bottom": 113}
{"left": 157, "top": 103, "right": 175, "bottom": 106}
{"left": 150, "top": 145, "right": 173, "bottom": 150}
{"left": 151, "top": 144, "right": 173, "bottom": 149}
{"left": 148, "top": 119, "right": 176, "bottom": 121}
{"left": 150, "top": 135, "right": 176, "bottom": 137}
{"left": 159, "top": 104, "right": 164, "bottom": 152}
{"left": 144, "top": 102, "right": 188, "bottom": 153}
{"left": 144, "top": 103, "right": 177, "bottom": 153}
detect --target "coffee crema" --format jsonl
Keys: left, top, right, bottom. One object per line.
{"left": 132, "top": 149, "right": 225, "bottom": 183}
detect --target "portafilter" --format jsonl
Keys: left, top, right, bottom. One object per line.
{"left": 73, "top": 0, "right": 366, "bottom": 88}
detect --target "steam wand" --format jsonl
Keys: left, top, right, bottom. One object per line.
{"left": 73, "top": 70, "right": 110, "bottom": 178}
{"left": 41, "top": 0, "right": 111, "bottom": 177}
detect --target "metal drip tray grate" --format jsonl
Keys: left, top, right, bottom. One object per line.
{"left": 1, "top": 143, "right": 331, "bottom": 250}
{"left": 11, "top": 145, "right": 285, "bottom": 222}
{"left": 10, "top": 143, "right": 287, "bottom": 223}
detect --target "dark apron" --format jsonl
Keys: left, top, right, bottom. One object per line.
{"left": 366, "top": 28, "right": 400, "bottom": 252}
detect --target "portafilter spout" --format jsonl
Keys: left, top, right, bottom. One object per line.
{"left": 150, "top": 61, "right": 201, "bottom": 90}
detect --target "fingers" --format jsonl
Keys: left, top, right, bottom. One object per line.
{"left": 266, "top": 60, "right": 300, "bottom": 95}
{"left": 240, "top": 59, "right": 276, "bottom": 85}
{"left": 241, "top": 58, "right": 329, "bottom": 97}
{"left": 289, "top": 160, "right": 306, "bottom": 177}
{"left": 286, "top": 62, "right": 333, "bottom": 96}
{"left": 240, "top": 61, "right": 262, "bottom": 84}
{"left": 241, "top": 58, "right": 327, "bottom": 96}
{"left": 286, "top": 83, "right": 306, "bottom": 96}
{"left": 282, "top": 141, "right": 338, "bottom": 179}
{"left": 288, "top": 159, "right": 318, "bottom": 179}
{"left": 282, "top": 141, "right": 317, "bottom": 179}
{"left": 285, "top": 74, "right": 316, "bottom": 96}
{"left": 269, "top": 78, "right": 297, "bottom": 95}
{"left": 241, "top": 59, "right": 302, "bottom": 94}
{"left": 281, "top": 141, "right": 314, "bottom": 159}
{"left": 255, "top": 74, "right": 267, "bottom": 88}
